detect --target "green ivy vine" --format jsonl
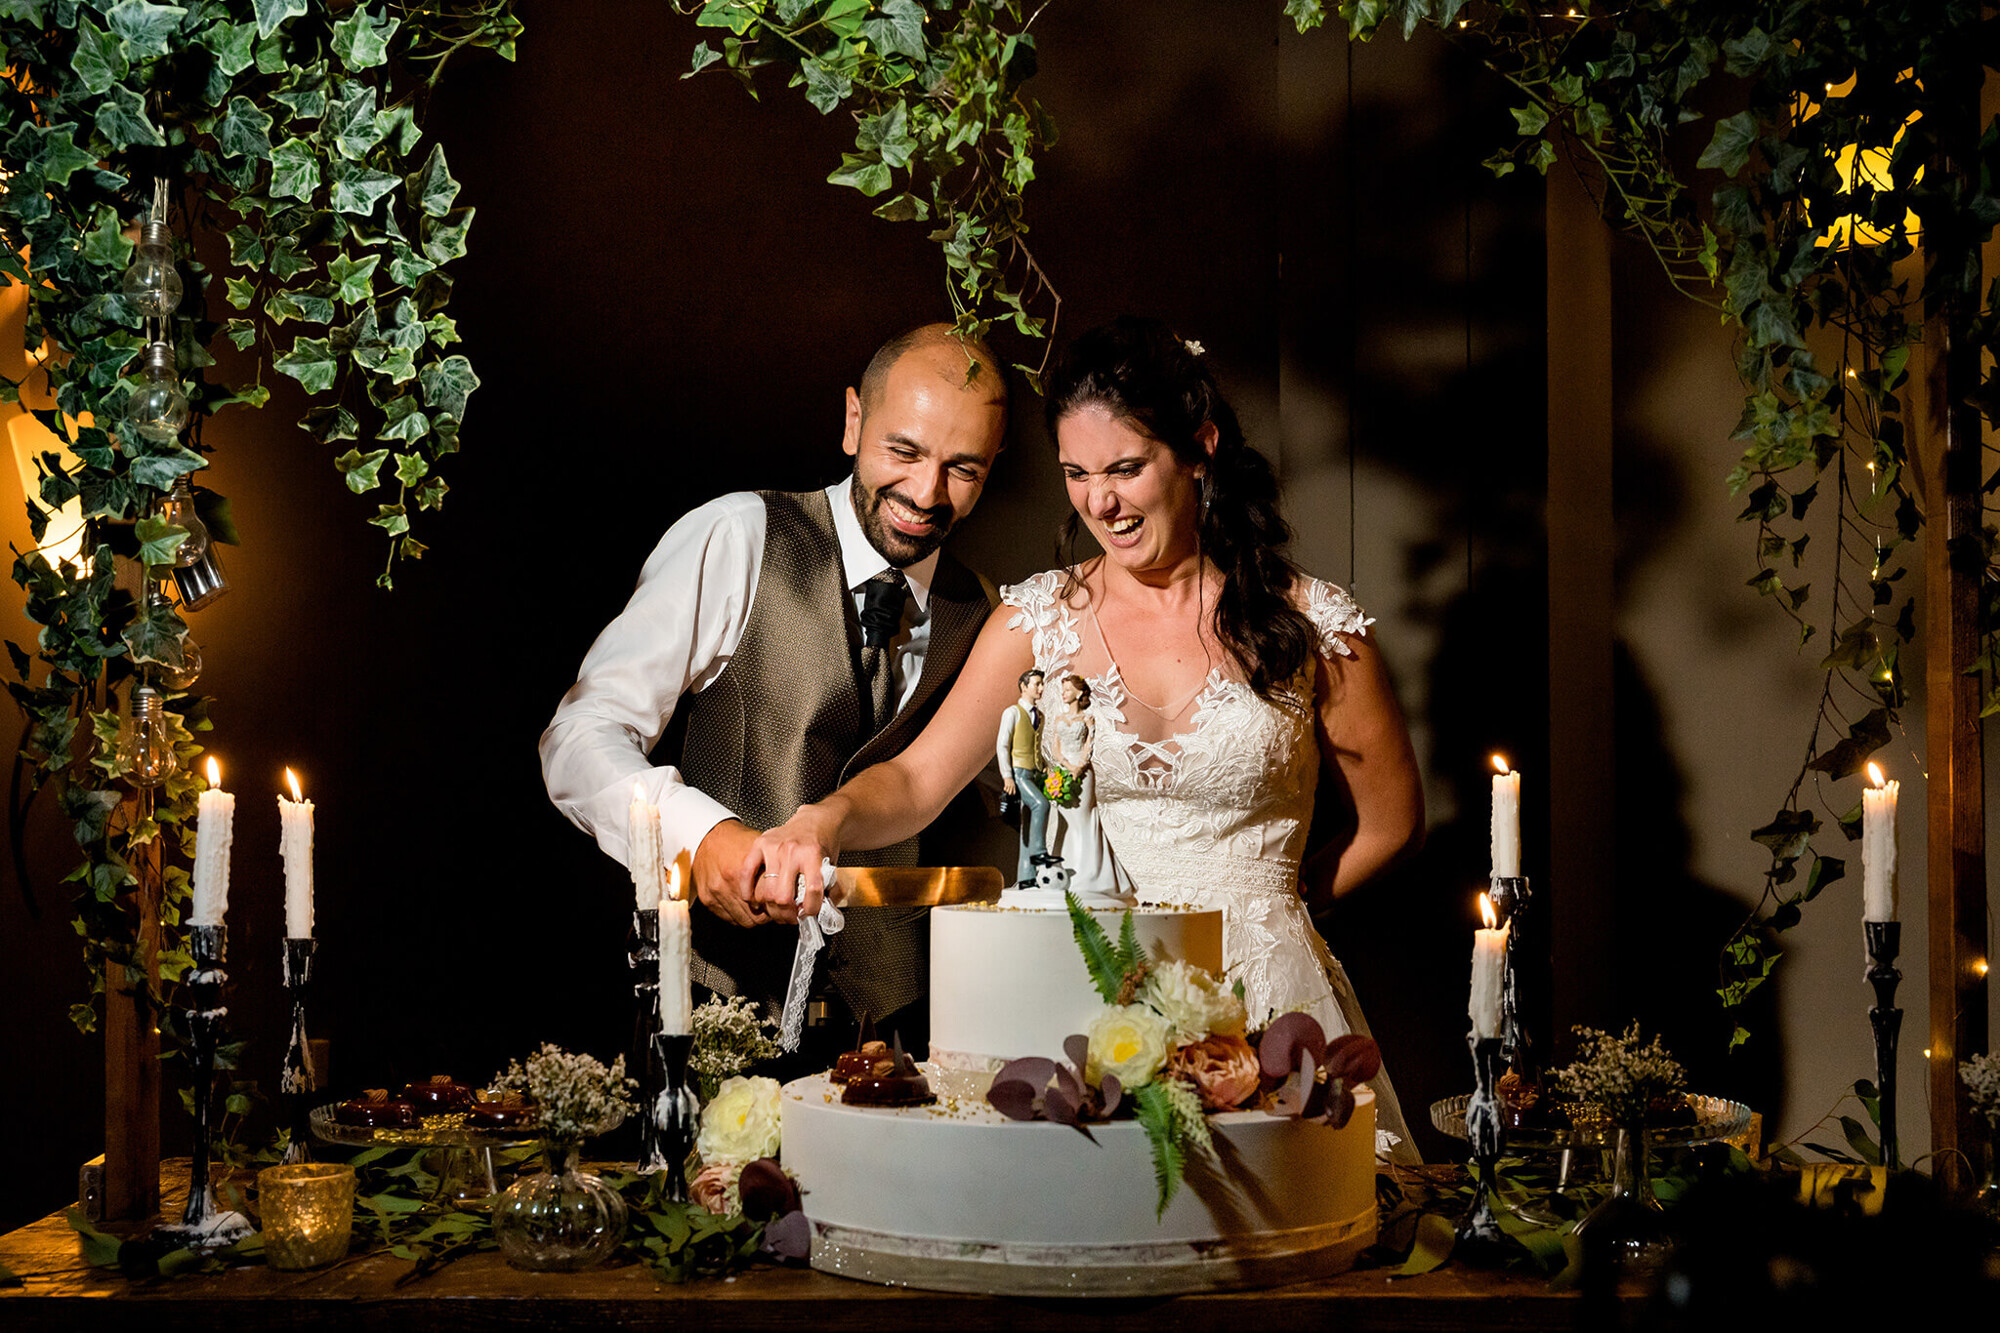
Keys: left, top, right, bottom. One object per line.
{"left": 0, "top": 1, "right": 517, "bottom": 1042}
{"left": 1294, "top": 0, "right": 2000, "bottom": 1044}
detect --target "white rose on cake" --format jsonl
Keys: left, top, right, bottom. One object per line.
{"left": 696, "top": 1074, "right": 783, "bottom": 1166}
{"left": 1085, "top": 1004, "right": 1172, "bottom": 1088}
{"left": 1142, "top": 958, "right": 1247, "bottom": 1045}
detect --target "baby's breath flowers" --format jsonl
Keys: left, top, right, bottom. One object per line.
{"left": 690, "top": 995, "right": 784, "bottom": 1100}
{"left": 493, "top": 1044, "right": 636, "bottom": 1142}
{"left": 1961, "top": 1052, "right": 2000, "bottom": 1131}
{"left": 1555, "top": 1022, "right": 1688, "bottom": 1126}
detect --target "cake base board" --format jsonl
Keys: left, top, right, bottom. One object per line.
{"left": 807, "top": 1216, "right": 1374, "bottom": 1297}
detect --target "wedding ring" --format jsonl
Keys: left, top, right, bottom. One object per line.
{"left": 761, "top": 871, "right": 778, "bottom": 879}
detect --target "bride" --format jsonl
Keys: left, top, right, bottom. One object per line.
{"left": 742, "top": 316, "right": 1424, "bottom": 1158}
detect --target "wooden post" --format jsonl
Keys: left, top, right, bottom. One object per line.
{"left": 1917, "top": 73, "right": 1990, "bottom": 1191}
{"left": 1545, "top": 151, "right": 1616, "bottom": 1034}
{"left": 101, "top": 796, "right": 161, "bottom": 1224}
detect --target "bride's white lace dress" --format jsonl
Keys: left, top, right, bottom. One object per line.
{"left": 1003, "top": 569, "right": 1418, "bottom": 1161}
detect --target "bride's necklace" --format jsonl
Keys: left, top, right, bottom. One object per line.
{"left": 1087, "top": 604, "right": 1216, "bottom": 721}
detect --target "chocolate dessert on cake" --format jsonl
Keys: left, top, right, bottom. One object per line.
{"left": 466, "top": 1090, "right": 537, "bottom": 1131}
{"left": 840, "top": 1037, "right": 936, "bottom": 1108}
{"left": 401, "top": 1075, "right": 476, "bottom": 1113}
{"left": 335, "top": 1089, "right": 418, "bottom": 1128}
{"left": 832, "top": 1039, "right": 893, "bottom": 1086}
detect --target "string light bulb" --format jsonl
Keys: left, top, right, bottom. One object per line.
{"left": 123, "top": 342, "right": 189, "bottom": 444}
{"left": 120, "top": 220, "right": 183, "bottom": 319}
{"left": 153, "top": 475, "right": 210, "bottom": 568}
{"left": 112, "top": 683, "right": 177, "bottom": 788}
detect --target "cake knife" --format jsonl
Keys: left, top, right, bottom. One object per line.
{"left": 778, "top": 862, "right": 1007, "bottom": 1050}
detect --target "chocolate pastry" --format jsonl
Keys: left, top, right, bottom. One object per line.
{"left": 840, "top": 1037, "right": 935, "bottom": 1108}
{"left": 832, "top": 1039, "right": 893, "bottom": 1086}
{"left": 335, "top": 1089, "right": 418, "bottom": 1128}
{"left": 466, "top": 1091, "right": 537, "bottom": 1131}
{"left": 1498, "top": 1070, "right": 1553, "bottom": 1130}
{"left": 401, "top": 1075, "right": 476, "bottom": 1113}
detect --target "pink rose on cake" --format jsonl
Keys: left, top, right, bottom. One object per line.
{"left": 690, "top": 1161, "right": 738, "bottom": 1215}
{"left": 1169, "top": 1034, "right": 1261, "bottom": 1111}
{"left": 696, "top": 1074, "right": 783, "bottom": 1167}
{"left": 1085, "top": 1004, "right": 1172, "bottom": 1088}
{"left": 1142, "top": 958, "right": 1248, "bottom": 1044}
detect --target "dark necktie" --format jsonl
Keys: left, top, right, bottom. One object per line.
{"left": 858, "top": 569, "right": 909, "bottom": 731}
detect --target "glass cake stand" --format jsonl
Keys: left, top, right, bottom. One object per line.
{"left": 1428, "top": 1093, "right": 1754, "bottom": 1151}
{"left": 309, "top": 1103, "right": 541, "bottom": 1204}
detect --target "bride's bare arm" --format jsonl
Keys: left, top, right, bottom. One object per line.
{"left": 740, "top": 603, "right": 1034, "bottom": 919}
{"left": 1305, "top": 629, "right": 1423, "bottom": 906}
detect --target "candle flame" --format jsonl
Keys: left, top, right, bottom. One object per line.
{"left": 205, "top": 756, "right": 221, "bottom": 788}
{"left": 285, "top": 767, "right": 302, "bottom": 802}
{"left": 1490, "top": 754, "right": 1510, "bottom": 776}
{"left": 1867, "top": 761, "right": 1886, "bottom": 788}
{"left": 667, "top": 860, "right": 682, "bottom": 903}
{"left": 1479, "top": 892, "right": 1497, "bottom": 930}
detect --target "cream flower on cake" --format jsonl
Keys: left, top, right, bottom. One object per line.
{"left": 696, "top": 1075, "right": 782, "bottom": 1166}
{"left": 1143, "top": 958, "right": 1247, "bottom": 1044}
{"left": 1085, "top": 1004, "right": 1172, "bottom": 1089}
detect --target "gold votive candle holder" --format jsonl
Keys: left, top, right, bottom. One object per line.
{"left": 258, "top": 1163, "right": 355, "bottom": 1270}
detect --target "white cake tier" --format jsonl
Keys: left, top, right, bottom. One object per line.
{"left": 928, "top": 899, "right": 1224, "bottom": 1070}
{"left": 781, "top": 1072, "right": 1377, "bottom": 1296}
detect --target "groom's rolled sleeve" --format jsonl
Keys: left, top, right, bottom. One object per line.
{"left": 540, "top": 493, "right": 764, "bottom": 868}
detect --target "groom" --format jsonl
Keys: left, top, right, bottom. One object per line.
{"left": 540, "top": 324, "right": 1009, "bottom": 1044}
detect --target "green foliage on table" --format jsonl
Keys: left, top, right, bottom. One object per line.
{"left": 1299, "top": 0, "right": 2000, "bottom": 1035}
{"left": 0, "top": 3, "right": 515, "bottom": 1058}
{"left": 675, "top": 0, "right": 1058, "bottom": 374}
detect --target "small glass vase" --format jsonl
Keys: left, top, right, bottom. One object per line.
{"left": 492, "top": 1142, "right": 627, "bottom": 1271}
{"left": 1573, "top": 1126, "right": 1672, "bottom": 1273}
{"left": 1975, "top": 1138, "right": 2000, "bottom": 1222}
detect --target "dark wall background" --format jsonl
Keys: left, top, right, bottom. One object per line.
{"left": 2, "top": 2, "right": 1773, "bottom": 1231}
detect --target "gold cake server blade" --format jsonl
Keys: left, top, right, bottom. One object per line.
{"left": 828, "top": 865, "right": 1006, "bottom": 908}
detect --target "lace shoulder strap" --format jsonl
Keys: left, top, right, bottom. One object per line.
{"left": 1001, "top": 569, "right": 1082, "bottom": 676}
{"left": 1299, "top": 576, "right": 1373, "bottom": 661}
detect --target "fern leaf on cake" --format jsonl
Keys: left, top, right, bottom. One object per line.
{"left": 1066, "top": 891, "right": 1125, "bottom": 1003}
{"left": 1133, "top": 1081, "right": 1187, "bottom": 1218}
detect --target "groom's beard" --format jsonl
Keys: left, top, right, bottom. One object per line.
{"left": 853, "top": 473, "right": 956, "bottom": 568}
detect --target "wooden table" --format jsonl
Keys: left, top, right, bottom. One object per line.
{"left": 0, "top": 1171, "right": 1616, "bottom": 1333}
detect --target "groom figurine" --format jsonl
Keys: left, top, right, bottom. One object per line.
{"left": 540, "top": 324, "right": 1009, "bottom": 1045}
{"left": 996, "top": 669, "right": 1051, "bottom": 888}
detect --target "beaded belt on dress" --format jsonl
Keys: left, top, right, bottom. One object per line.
{"left": 1119, "top": 845, "right": 1301, "bottom": 901}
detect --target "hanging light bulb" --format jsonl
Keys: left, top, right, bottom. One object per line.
{"left": 112, "top": 683, "right": 177, "bottom": 788}
{"left": 154, "top": 475, "right": 210, "bottom": 568}
{"left": 146, "top": 585, "right": 203, "bottom": 690}
{"left": 123, "top": 342, "right": 189, "bottom": 444}
{"left": 120, "top": 220, "right": 183, "bottom": 319}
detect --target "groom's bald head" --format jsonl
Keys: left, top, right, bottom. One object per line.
{"left": 857, "top": 323, "right": 1008, "bottom": 423}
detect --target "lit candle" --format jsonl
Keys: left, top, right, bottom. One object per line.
{"left": 190, "top": 756, "right": 236, "bottom": 928}
{"left": 278, "top": 767, "right": 315, "bottom": 939}
{"left": 1861, "top": 762, "right": 1898, "bottom": 923}
{"left": 1470, "top": 892, "right": 1508, "bottom": 1039}
{"left": 658, "top": 854, "right": 692, "bottom": 1035}
{"left": 628, "top": 780, "right": 663, "bottom": 912}
{"left": 1490, "top": 755, "right": 1521, "bottom": 878}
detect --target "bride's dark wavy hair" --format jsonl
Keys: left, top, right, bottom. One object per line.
{"left": 1045, "top": 316, "right": 1316, "bottom": 702}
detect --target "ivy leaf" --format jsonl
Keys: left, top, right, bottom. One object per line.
{"left": 71, "top": 19, "right": 129, "bottom": 95}
{"left": 269, "top": 137, "right": 322, "bottom": 201}
{"left": 394, "top": 453, "right": 428, "bottom": 486}
{"left": 860, "top": 0, "right": 926, "bottom": 61}
{"left": 300, "top": 405, "right": 359, "bottom": 443}
{"left": 1511, "top": 102, "right": 1549, "bottom": 136}
{"left": 800, "top": 59, "right": 853, "bottom": 115}
{"left": 378, "top": 395, "right": 429, "bottom": 442}
{"left": 687, "top": 40, "right": 723, "bottom": 76}
{"left": 328, "top": 253, "right": 380, "bottom": 305}
{"left": 335, "top": 448, "right": 390, "bottom": 493}
{"left": 28, "top": 124, "right": 98, "bottom": 189}
{"left": 1749, "top": 808, "right": 1818, "bottom": 860}
{"left": 332, "top": 8, "right": 400, "bottom": 70}
{"left": 827, "top": 153, "right": 893, "bottom": 197}
{"left": 330, "top": 160, "right": 400, "bottom": 216}
{"left": 274, "top": 336, "right": 339, "bottom": 393}
{"left": 107, "top": 1, "right": 188, "bottom": 58}
{"left": 1805, "top": 708, "right": 1891, "bottom": 778}
{"left": 369, "top": 503, "right": 409, "bottom": 535}
{"left": 129, "top": 443, "right": 206, "bottom": 491}
{"left": 132, "top": 514, "right": 189, "bottom": 568}
{"left": 405, "top": 145, "right": 460, "bottom": 218}
{"left": 204, "top": 19, "right": 258, "bottom": 76}
{"left": 82, "top": 208, "right": 132, "bottom": 267}
{"left": 328, "top": 84, "right": 385, "bottom": 160}
{"left": 215, "top": 96, "right": 273, "bottom": 160}
{"left": 95, "top": 84, "right": 167, "bottom": 150}
{"left": 420, "top": 207, "right": 474, "bottom": 264}
{"left": 1698, "top": 111, "right": 1758, "bottom": 176}
{"left": 254, "top": 0, "right": 308, "bottom": 39}
{"left": 418, "top": 354, "right": 478, "bottom": 421}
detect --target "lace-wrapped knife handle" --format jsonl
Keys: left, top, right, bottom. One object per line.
{"left": 778, "top": 860, "right": 844, "bottom": 1052}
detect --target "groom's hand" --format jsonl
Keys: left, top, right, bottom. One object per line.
{"left": 693, "top": 820, "right": 772, "bottom": 928}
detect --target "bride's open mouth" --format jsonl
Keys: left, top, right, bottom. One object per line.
{"left": 1103, "top": 514, "right": 1144, "bottom": 546}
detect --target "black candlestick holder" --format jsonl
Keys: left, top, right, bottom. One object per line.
{"left": 1457, "top": 1032, "right": 1507, "bottom": 1249}
{"left": 655, "top": 1032, "right": 699, "bottom": 1201}
{"left": 1865, "top": 920, "right": 1902, "bottom": 1171}
{"left": 280, "top": 937, "right": 317, "bottom": 1165}
{"left": 629, "top": 908, "right": 674, "bottom": 1174}
{"left": 154, "top": 924, "right": 253, "bottom": 1250}
{"left": 1489, "top": 874, "right": 1536, "bottom": 1081}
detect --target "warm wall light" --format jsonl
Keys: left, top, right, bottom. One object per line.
{"left": 1798, "top": 72, "right": 1924, "bottom": 249}
{"left": 7, "top": 414, "right": 87, "bottom": 571}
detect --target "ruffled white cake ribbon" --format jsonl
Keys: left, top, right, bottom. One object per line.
{"left": 779, "top": 859, "right": 845, "bottom": 1052}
